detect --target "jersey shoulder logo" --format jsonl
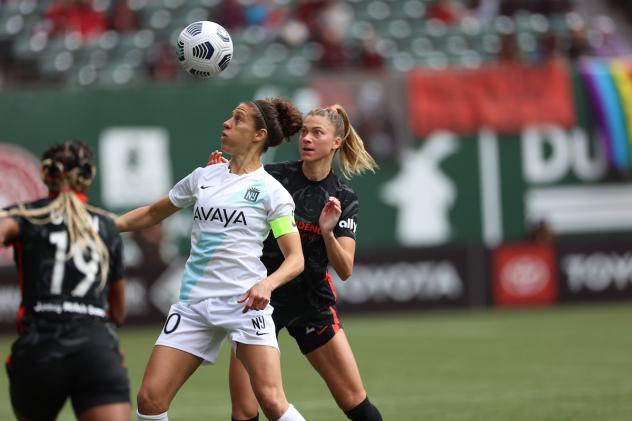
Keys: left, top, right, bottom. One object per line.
{"left": 244, "top": 186, "right": 260, "bottom": 202}
{"left": 338, "top": 218, "right": 357, "bottom": 233}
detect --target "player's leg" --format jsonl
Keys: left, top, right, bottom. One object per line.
{"left": 78, "top": 403, "right": 131, "bottom": 421}
{"left": 304, "top": 329, "right": 382, "bottom": 421}
{"left": 136, "top": 301, "right": 226, "bottom": 419}
{"left": 69, "top": 344, "right": 132, "bottom": 421}
{"left": 229, "top": 350, "right": 260, "bottom": 421}
{"left": 136, "top": 345, "right": 202, "bottom": 417}
{"left": 6, "top": 350, "right": 68, "bottom": 421}
{"left": 236, "top": 343, "right": 305, "bottom": 421}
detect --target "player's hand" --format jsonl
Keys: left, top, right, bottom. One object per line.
{"left": 207, "top": 150, "right": 228, "bottom": 165}
{"left": 319, "top": 196, "right": 342, "bottom": 235}
{"left": 238, "top": 279, "right": 272, "bottom": 313}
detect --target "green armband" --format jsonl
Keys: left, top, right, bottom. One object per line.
{"left": 270, "top": 215, "right": 298, "bottom": 238}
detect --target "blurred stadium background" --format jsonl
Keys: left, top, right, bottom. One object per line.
{"left": 1, "top": 0, "right": 632, "bottom": 419}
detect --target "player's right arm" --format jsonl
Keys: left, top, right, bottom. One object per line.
{"left": 0, "top": 217, "right": 20, "bottom": 246}
{"left": 108, "top": 279, "right": 126, "bottom": 326}
{"left": 115, "top": 196, "right": 179, "bottom": 232}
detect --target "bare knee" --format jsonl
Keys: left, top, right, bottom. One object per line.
{"left": 335, "top": 388, "right": 367, "bottom": 412}
{"left": 253, "top": 385, "right": 287, "bottom": 419}
{"left": 137, "top": 386, "right": 169, "bottom": 415}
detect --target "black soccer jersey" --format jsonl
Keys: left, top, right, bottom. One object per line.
{"left": 263, "top": 161, "right": 358, "bottom": 323}
{"left": 8, "top": 198, "right": 124, "bottom": 328}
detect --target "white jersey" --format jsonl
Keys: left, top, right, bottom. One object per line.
{"left": 168, "top": 163, "right": 295, "bottom": 302}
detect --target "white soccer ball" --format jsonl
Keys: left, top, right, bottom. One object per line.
{"left": 176, "top": 21, "right": 233, "bottom": 79}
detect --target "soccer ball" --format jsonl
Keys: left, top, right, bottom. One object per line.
{"left": 176, "top": 21, "right": 233, "bottom": 79}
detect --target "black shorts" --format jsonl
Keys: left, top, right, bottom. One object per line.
{"left": 6, "top": 345, "right": 130, "bottom": 419}
{"left": 275, "top": 305, "right": 342, "bottom": 355}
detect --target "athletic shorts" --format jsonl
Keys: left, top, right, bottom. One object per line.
{"left": 156, "top": 296, "right": 279, "bottom": 364}
{"left": 275, "top": 305, "right": 342, "bottom": 355}
{"left": 6, "top": 345, "right": 130, "bottom": 419}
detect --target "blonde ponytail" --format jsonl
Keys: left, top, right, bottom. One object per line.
{"left": 306, "top": 105, "right": 379, "bottom": 179}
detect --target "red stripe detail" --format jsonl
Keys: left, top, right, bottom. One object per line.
{"left": 330, "top": 305, "right": 340, "bottom": 327}
{"left": 15, "top": 305, "right": 26, "bottom": 334}
{"left": 325, "top": 270, "right": 337, "bottom": 301}
{"left": 5, "top": 355, "right": 11, "bottom": 367}
{"left": 13, "top": 241, "right": 26, "bottom": 333}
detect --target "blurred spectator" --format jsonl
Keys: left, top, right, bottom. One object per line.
{"left": 278, "top": 19, "right": 309, "bottom": 47}
{"left": 465, "top": 0, "right": 499, "bottom": 24}
{"left": 215, "top": 0, "right": 247, "bottom": 30}
{"left": 43, "top": 0, "right": 108, "bottom": 41}
{"left": 359, "top": 35, "right": 385, "bottom": 70}
{"left": 538, "top": 30, "right": 561, "bottom": 60}
{"left": 529, "top": 220, "right": 555, "bottom": 245}
{"left": 531, "top": 0, "right": 574, "bottom": 16}
{"left": 498, "top": 33, "right": 520, "bottom": 62}
{"left": 427, "top": 0, "right": 464, "bottom": 25}
{"left": 314, "top": 0, "right": 353, "bottom": 68}
{"left": 110, "top": 0, "right": 139, "bottom": 33}
{"left": 567, "top": 26, "right": 590, "bottom": 60}
{"left": 589, "top": 15, "right": 630, "bottom": 57}
{"left": 295, "top": 0, "right": 330, "bottom": 35}
{"left": 245, "top": 0, "right": 269, "bottom": 26}
{"left": 355, "top": 81, "right": 398, "bottom": 160}
{"left": 147, "top": 42, "right": 178, "bottom": 82}
{"left": 499, "top": 0, "right": 528, "bottom": 16}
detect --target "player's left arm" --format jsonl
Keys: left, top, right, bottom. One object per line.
{"left": 320, "top": 197, "right": 357, "bottom": 281}
{"left": 0, "top": 217, "right": 20, "bottom": 246}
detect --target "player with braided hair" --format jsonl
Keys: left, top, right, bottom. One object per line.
{"left": 0, "top": 141, "right": 130, "bottom": 420}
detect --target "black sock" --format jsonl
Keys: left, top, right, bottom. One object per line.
{"left": 231, "top": 414, "right": 258, "bottom": 421}
{"left": 344, "top": 396, "right": 383, "bottom": 421}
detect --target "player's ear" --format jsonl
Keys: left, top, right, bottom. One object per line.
{"left": 332, "top": 135, "right": 342, "bottom": 151}
{"left": 253, "top": 128, "right": 268, "bottom": 147}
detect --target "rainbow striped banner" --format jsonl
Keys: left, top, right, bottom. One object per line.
{"left": 580, "top": 59, "right": 632, "bottom": 171}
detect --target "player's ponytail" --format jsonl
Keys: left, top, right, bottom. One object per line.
{"left": 0, "top": 141, "right": 111, "bottom": 289}
{"left": 306, "top": 105, "right": 379, "bottom": 179}
{"left": 251, "top": 97, "right": 302, "bottom": 151}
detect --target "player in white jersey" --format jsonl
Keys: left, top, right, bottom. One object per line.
{"left": 115, "top": 98, "right": 307, "bottom": 421}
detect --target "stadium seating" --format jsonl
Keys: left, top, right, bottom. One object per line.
{"left": 0, "top": 0, "right": 622, "bottom": 87}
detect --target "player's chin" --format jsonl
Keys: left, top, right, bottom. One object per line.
{"left": 220, "top": 137, "right": 233, "bottom": 153}
{"left": 300, "top": 150, "right": 318, "bottom": 160}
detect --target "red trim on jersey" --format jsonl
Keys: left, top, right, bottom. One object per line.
{"left": 15, "top": 305, "right": 25, "bottom": 334}
{"left": 5, "top": 355, "right": 11, "bottom": 367}
{"left": 48, "top": 191, "right": 88, "bottom": 202}
{"left": 325, "top": 270, "right": 337, "bottom": 301}
{"left": 13, "top": 241, "right": 26, "bottom": 333}
{"left": 329, "top": 305, "right": 340, "bottom": 333}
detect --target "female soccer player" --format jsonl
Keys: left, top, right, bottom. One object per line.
{"left": 211, "top": 104, "right": 383, "bottom": 421}
{"left": 116, "top": 98, "right": 307, "bottom": 421}
{"left": 0, "top": 141, "right": 130, "bottom": 421}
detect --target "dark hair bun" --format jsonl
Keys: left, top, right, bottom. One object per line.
{"left": 272, "top": 98, "right": 302, "bottom": 140}
{"left": 252, "top": 98, "right": 302, "bottom": 150}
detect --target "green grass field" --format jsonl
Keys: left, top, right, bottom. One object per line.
{"left": 1, "top": 303, "right": 631, "bottom": 420}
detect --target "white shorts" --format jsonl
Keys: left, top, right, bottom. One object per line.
{"left": 155, "top": 296, "right": 278, "bottom": 364}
